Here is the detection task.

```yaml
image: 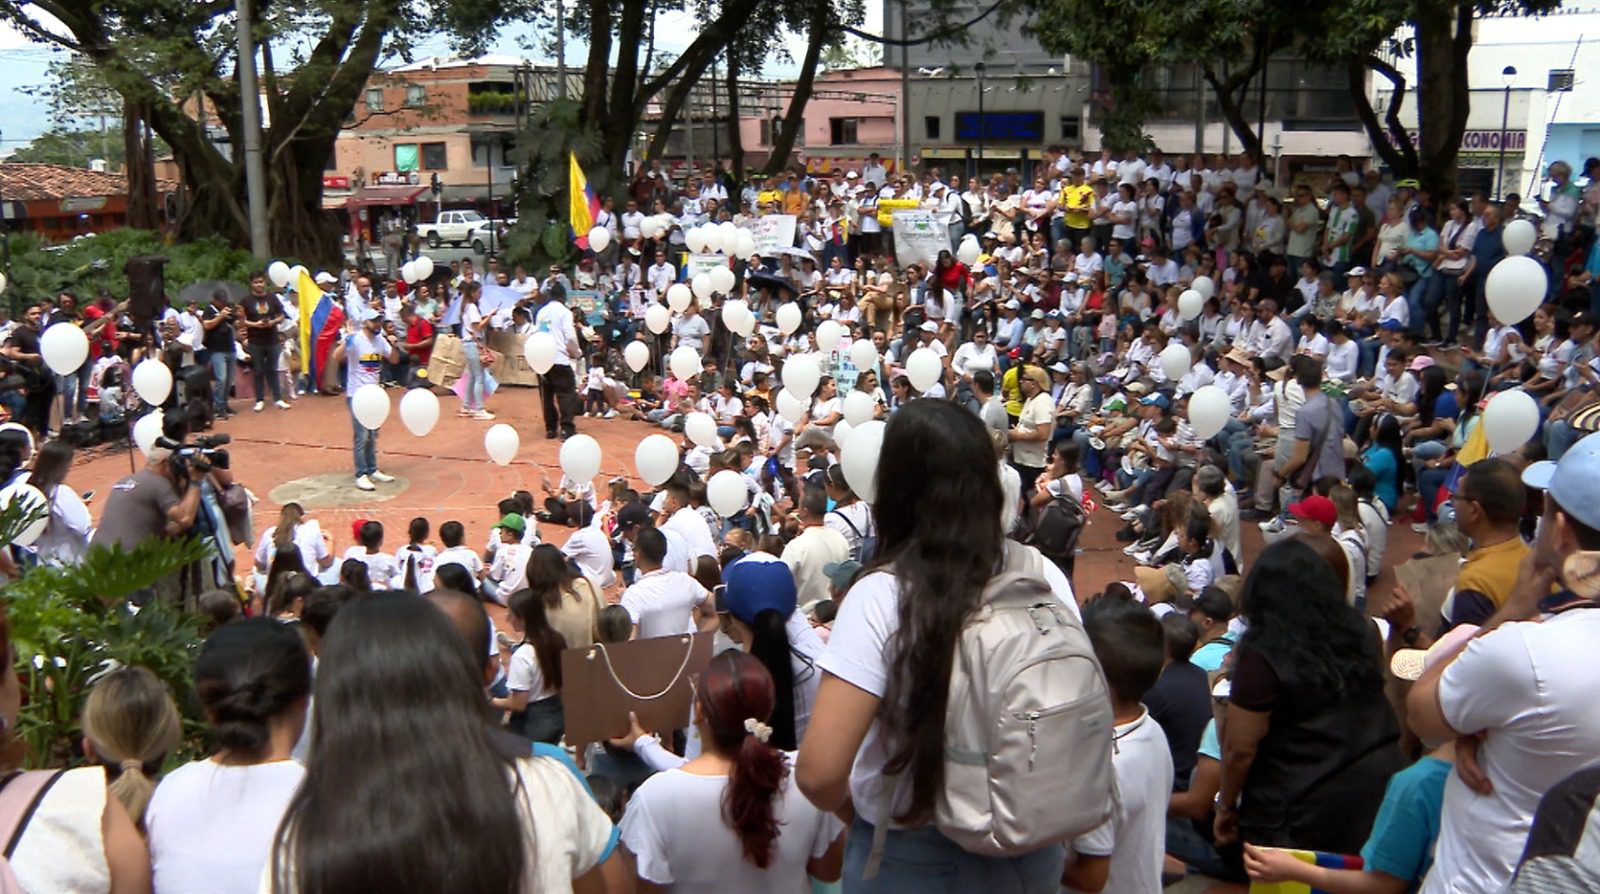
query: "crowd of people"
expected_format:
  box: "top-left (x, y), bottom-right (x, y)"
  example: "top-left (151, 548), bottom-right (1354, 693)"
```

top-left (3, 145), bottom-right (1600, 894)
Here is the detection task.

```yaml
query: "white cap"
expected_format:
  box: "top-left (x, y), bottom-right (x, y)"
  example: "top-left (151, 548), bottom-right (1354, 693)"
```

top-left (314, 271), bottom-right (337, 284)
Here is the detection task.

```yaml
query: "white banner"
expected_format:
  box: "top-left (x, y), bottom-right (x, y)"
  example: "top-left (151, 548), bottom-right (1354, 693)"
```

top-left (743, 215), bottom-right (797, 255)
top-left (684, 253), bottom-right (730, 279)
top-left (893, 210), bottom-right (947, 268)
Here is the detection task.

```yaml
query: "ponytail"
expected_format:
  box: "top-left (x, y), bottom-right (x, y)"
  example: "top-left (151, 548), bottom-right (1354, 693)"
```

top-left (82, 667), bottom-right (182, 829)
top-left (274, 503), bottom-right (305, 552)
top-left (109, 760), bottom-right (160, 830)
top-left (697, 650), bottom-right (787, 870)
top-left (746, 609), bottom-right (798, 750)
top-left (723, 732), bottom-right (788, 869)
top-left (404, 551), bottom-right (419, 592)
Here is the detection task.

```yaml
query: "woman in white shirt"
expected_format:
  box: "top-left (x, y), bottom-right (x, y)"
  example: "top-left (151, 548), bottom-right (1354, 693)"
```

top-left (490, 587), bottom-right (567, 743)
top-left (265, 594), bottom-right (620, 893)
top-left (1372, 198), bottom-right (1409, 271)
top-left (622, 651), bottom-right (844, 893)
top-left (146, 619), bottom-right (311, 894)
top-left (458, 282), bottom-right (494, 420)
top-left (14, 439), bottom-right (92, 565)
top-left (1110, 183), bottom-right (1139, 242)
top-left (253, 502), bottom-right (334, 592)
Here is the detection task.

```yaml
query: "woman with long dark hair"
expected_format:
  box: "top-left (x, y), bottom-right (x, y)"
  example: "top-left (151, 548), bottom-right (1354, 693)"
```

top-left (525, 542), bottom-right (604, 651)
top-left (491, 586), bottom-right (568, 743)
top-left (1213, 539), bottom-right (1401, 860)
top-left (796, 398), bottom-right (1081, 889)
top-left (720, 552), bottom-right (824, 750)
top-left (1416, 370), bottom-right (1486, 529)
top-left (267, 594), bottom-right (617, 893)
top-left (146, 618), bottom-right (312, 894)
top-left (621, 650), bottom-right (844, 892)
top-left (15, 438), bottom-right (92, 564)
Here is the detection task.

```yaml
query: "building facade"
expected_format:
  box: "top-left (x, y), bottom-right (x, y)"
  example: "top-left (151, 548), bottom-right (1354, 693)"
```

top-left (0, 164), bottom-right (172, 242)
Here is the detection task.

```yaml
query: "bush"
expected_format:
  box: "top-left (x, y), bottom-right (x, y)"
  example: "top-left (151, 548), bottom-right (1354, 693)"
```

top-left (3, 228), bottom-right (259, 314)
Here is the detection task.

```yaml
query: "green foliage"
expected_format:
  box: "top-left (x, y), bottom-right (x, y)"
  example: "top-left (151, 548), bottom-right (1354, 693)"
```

top-left (501, 98), bottom-right (603, 270)
top-left (9, 127), bottom-right (150, 168)
top-left (4, 537), bottom-right (212, 767)
top-left (3, 229), bottom-right (258, 312)
top-left (467, 91), bottom-right (518, 114)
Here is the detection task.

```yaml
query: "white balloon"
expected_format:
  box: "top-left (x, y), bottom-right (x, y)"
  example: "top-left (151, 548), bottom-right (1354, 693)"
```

top-left (1186, 385), bottom-right (1231, 440)
top-left (40, 324), bottom-right (88, 376)
top-left (732, 308), bottom-right (757, 337)
top-left (524, 331), bottom-right (558, 374)
top-left (776, 388), bottom-right (807, 424)
top-left (350, 383), bottom-right (390, 430)
top-left (710, 264), bottom-right (736, 294)
top-left (691, 272), bottom-right (714, 301)
top-left (842, 390), bottom-right (876, 426)
top-left (1485, 255), bottom-right (1546, 326)
top-left (131, 359), bottom-right (173, 405)
top-left (414, 255), bottom-right (435, 280)
top-left (956, 237), bottom-right (980, 266)
top-left (701, 224), bottom-right (724, 255)
top-left (645, 303), bottom-right (672, 334)
top-left (717, 221), bottom-right (740, 253)
top-left (588, 226), bottom-right (612, 252)
top-left (0, 483), bottom-right (48, 547)
top-left (775, 302), bottom-right (803, 335)
top-left (782, 355), bottom-right (821, 398)
top-left (0, 272), bottom-right (7, 294)
top-left (484, 423), bottom-right (520, 466)
top-left (815, 319), bottom-right (843, 353)
top-left (133, 412), bottom-right (163, 456)
top-left (1483, 389), bottom-right (1540, 453)
top-left (624, 340), bottom-right (651, 373)
top-left (667, 283), bottom-right (693, 312)
top-left (399, 387), bottom-right (440, 436)
top-left (833, 418), bottom-right (856, 449)
top-left (267, 261), bottom-right (292, 289)
top-left (670, 346), bottom-right (701, 382)
top-left (840, 420), bottom-right (886, 502)
top-left (291, 265), bottom-right (308, 284)
top-left (721, 298), bottom-right (750, 332)
top-left (1177, 289), bottom-right (1204, 321)
top-left (685, 226), bottom-right (708, 254)
top-left (684, 411), bottom-right (718, 448)
top-left (559, 433), bottom-right (603, 482)
top-left (707, 469), bottom-right (748, 517)
top-left (1159, 343), bottom-right (1192, 381)
top-left (1192, 276), bottom-right (1216, 299)
top-left (401, 260), bottom-right (417, 284)
top-left (906, 347), bottom-right (943, 392)
top-left (1502, 218), bottom-right (1536, 256)
top-left (849, 339), bottom-right (879, 373)
top-left (635, 434), bottom-right (681, 486)
top-left (735, 231), bottom-right (757, 259)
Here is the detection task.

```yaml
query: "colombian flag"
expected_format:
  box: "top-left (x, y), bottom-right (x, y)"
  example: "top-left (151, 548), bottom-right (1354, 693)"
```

top-left (295, 270), bottom-right (344, 387)
top-left (569, 152), bottom-right (600, 249)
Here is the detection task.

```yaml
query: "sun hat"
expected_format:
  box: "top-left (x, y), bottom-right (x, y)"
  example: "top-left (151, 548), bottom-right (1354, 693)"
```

top-left (1391, 623), bottom-right (1480, 681)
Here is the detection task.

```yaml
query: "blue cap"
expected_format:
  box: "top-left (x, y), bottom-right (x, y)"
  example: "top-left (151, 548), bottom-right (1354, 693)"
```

top-left (1524, 431), bottom-right (1600, 530)
top-left (1379, 319), bottom-right (1404, 331)
top-left (721, 552), bottom-right (798, 624)
top-left (1140, 393), bottom-right (1170, 409)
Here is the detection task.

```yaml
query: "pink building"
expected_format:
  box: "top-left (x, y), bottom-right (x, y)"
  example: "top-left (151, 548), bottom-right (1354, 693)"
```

top-left (737, 67), bottom-right (903, 174)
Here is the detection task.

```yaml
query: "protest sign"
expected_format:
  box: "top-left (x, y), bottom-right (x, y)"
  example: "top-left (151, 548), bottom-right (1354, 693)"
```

top-left (684, 253), bottom-right (731, 279)
top-left (876, 198), bottom-right (921, 226)
top-left (426, 332), bottom-right (541, 388)
top-left (893, 210), bottom-right (948, 267)
top-left (561, 633), bottom-right (715, 747)
top-left (568, 289), bottom-right (608, 327)
top-left (479, 283), bottom-right (525, 315)
top-left (742, 214), bottom-right (797, 255)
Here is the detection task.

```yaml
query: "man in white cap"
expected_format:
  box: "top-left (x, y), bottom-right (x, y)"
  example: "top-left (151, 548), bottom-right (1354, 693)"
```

top-left (344, 305), bottom-right (400, 491)
top-left (1406, 431), bottom-right (1600, 894)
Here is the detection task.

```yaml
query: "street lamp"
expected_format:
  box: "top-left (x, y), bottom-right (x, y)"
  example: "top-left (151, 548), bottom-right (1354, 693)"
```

top-left (1497, 65), bottom-right (1517, 199)
top-left (974, 62), bottom-right (987, 182)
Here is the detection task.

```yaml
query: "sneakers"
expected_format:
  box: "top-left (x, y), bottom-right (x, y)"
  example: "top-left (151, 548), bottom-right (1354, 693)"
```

top-left (355, 475), bottom-right (376, 491)
top-left (1132, 549), bottom-right (1154, 566)
top-left (1259, 518), bottom-right (1287, 535)
top-left (473, 410), bottom-right (496, 421)
top-left (370, 471), bottom-right (396, 483)
top-left (603, 409), bottom-right (617, 419)
top-left (1411, 521), bottom-right (1429, 534)
top-left (254, 401), bottom-right (265, 412)
top-left (458, 408), bottom-right (475, 417)
top-left (1123, 541), bottom-right (1145, 556)
top-left (274, 400), bottom-right (291, 410)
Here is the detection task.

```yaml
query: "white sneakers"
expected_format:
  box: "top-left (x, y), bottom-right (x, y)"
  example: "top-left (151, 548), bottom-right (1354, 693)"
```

top-left (371, 471), bottom-right (395, 483)
top-left (355, 475), bottom-right (375, 491)
top-left (254, 401), bottom-right (265, 412)
top-left (275, 400), bottom-right (291, 410)
top-left (472, 410), bottom-right (495, 421)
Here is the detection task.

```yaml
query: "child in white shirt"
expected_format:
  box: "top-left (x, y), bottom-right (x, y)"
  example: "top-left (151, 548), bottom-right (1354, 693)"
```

top-left (343, 520), bottom-right (400, 589)
top-left (583, 353), bottom-right (608, 417)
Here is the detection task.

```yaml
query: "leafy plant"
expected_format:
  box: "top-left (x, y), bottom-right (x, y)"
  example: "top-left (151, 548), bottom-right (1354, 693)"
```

top-left (3, 228), bottom-right (258, 314)
top-left (3, 535), bottom-right (212, 768)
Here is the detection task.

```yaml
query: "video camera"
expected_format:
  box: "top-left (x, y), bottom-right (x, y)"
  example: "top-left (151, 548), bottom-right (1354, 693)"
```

top-left (153, 433), bottom-right (231, 478)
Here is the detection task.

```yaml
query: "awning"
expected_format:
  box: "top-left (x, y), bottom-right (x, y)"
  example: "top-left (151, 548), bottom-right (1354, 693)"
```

top-left (346, 185), bottom-right (428, 209)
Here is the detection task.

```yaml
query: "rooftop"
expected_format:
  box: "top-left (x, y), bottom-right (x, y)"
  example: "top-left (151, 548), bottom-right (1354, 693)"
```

top-left (0, 163), bottom-right (173, 202)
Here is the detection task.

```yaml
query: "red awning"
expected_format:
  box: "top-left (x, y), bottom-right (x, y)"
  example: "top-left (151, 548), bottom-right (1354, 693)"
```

top-left (346, 185), bottom-right (427, 209)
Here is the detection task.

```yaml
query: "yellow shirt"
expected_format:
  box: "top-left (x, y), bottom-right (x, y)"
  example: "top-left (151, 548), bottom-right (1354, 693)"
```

top-left (1060, 183), bottom-right (1096, 231)
top-left (782, 189), bottom-right (808, 216)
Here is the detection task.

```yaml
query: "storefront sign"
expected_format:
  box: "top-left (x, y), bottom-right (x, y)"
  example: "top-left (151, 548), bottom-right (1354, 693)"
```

top-left (323, 175), bottom-right (351, 190)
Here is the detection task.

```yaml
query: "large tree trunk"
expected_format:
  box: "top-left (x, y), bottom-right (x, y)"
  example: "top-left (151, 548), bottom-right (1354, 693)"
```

top-left (762, 3), bottom-right (829, 175)
top-left (121, 98), bottom-right (159, 230)
top-left (1347, 57), bottom-right (1419, 177)
top-left (1412, 4), bottom-right (1474, 208)
top-left (725, 48), bottom-right (745, 180)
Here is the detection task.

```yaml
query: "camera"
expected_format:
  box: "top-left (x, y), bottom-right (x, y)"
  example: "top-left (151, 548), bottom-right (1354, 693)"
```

top-left (154, 433), bottom-right (231, 478)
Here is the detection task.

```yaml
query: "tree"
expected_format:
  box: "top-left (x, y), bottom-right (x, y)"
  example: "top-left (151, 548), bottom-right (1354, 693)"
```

top-left (10, 127), bottom-right (142, 168)
top-left (0, 0), bottom-right (425, 262)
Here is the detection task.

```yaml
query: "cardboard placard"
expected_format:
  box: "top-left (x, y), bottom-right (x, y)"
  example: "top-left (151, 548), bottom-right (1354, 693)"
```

top-left (424, 332), bottom-right (542, 388)
top-left (560, 633), bottom-right (715, 747)
top-left (1385, 553), bottom-right (1463, 627)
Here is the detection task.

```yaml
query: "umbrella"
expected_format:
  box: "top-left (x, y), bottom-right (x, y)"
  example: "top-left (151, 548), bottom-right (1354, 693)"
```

top-left (779, 246), bottom-right (815, 261)
top-left (177, 280), bottom-right (249, 306)
top-left (746, 272), bottom-right (799, 297)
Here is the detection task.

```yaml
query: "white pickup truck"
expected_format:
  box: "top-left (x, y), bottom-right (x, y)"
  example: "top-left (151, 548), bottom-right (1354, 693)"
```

top-left (421, 210), bottom-right (517, 253)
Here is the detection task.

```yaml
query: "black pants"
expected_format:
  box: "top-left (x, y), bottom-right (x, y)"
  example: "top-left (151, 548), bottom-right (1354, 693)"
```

top-left (540, 365), bottom-right (579, 438)
top-left (247, 342), bottom-right (282, 403)
top-left (23, 373), bottom-right (54, 435)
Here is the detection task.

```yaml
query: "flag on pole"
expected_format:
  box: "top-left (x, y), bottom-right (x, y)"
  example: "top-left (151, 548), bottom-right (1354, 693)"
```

top-left (295, 269), bottom-right (344, 388)
top-left (569, 152), bottom-right (599, 249)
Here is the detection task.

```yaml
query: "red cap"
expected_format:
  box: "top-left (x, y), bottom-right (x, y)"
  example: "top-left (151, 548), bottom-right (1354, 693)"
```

top-left (351, 518), bottom-right (368, 541)
top-left (1287, 496), bottom-right (1337, 527)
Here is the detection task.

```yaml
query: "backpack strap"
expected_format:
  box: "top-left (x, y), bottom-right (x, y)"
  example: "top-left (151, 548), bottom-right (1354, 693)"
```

top-left (0, 769), bottom-right (65, 859)
top-left (828, 509), bottom-right (862, 538)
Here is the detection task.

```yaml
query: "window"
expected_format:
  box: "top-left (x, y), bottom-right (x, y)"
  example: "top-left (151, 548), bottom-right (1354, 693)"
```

top-left (405, 84), bottom-right (427, 107)
top-left (829, 117), bottom-right (859, 146)
top-left (1060, 115), bottom-right (1080, 141)
top-left (365, 88), bottom-right (385, 111)
top-left (1548, 69), bottom-right (1575, 92)
top-left (394, 143), bottom-right (418, 172)
top-left (925, 115), bottom-right (941, 140)
top-left (421, 142), bottom-right (448, 170)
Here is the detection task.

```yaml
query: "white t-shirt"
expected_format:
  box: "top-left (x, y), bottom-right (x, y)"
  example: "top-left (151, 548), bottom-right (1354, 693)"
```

top-left (488, 540), bottom-right (531, 588)
top-left (562, 523), bottom-right (616, 589)
top-left (824, 502), bottom-right (875, 559)
top-left (435, 544), bottom-right (484, 578)
top-left (816, 542), bottom-right (1079, 827)
top-left (621, 568), bottom-right (709, 639)
top-left (1065, 710), bottom-right (1173, 894)
top-left (621, 756), bottom-right (842, 893)
top-left (341, 546), bottom-right (400, 589)
top-left (508, 641), bottom-right (557, 701)
top-left (663, 506), bottom-right (718, 562)
top-left (147, 759), bottom-right (306, 894)
top-left (1013, 392), bottom-right (1054, 468)
top-left (461, 302), bottom-right (484, 343)
top-left (393, 543), bottom-right (438, 592)
top-left (254, 522), bottom-right (330, 576)
top-left (1422, 608), bottom-right (1600, 894)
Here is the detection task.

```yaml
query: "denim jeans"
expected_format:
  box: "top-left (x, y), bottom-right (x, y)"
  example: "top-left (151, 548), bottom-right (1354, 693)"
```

top-left (56, 363), bottom-right (92, 420)
top-left (1546, 417), bottom-right (1583, 461)
top-left (207, 350), bottom-right (235, 412)
top-left (1405, 274), bottom-right (1438, 339)
top-left (349, 399), bottom-right (378, 477)
top-left (841, 817), bottom-right (1064, 894)
top-left (461, 339), bottom-right (484, 412)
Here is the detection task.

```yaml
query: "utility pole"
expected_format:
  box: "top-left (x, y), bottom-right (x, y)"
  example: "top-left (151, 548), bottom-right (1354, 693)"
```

top-left (236, 0), bottom-right (271, 259)
top-left (899, 0), bottom-right (911, 175)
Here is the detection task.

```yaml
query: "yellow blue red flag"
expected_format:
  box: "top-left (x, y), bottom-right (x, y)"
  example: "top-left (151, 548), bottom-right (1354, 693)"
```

top-left (569, 152), bottom-right (599, 248)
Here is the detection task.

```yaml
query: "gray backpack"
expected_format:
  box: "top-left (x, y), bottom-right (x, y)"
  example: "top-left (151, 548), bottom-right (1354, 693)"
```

top-left (869, 544), bottom-right (1117, 871)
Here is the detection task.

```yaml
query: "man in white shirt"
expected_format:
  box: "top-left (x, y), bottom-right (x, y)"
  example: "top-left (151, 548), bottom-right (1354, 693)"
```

top-left (646, 250), bottom-right (676, 297)
top-left (1254, 299), bottom-right (1295, 364)
top-left (861, 154), bottom-right (888, 188)
top-left (1407, 436), bottom-right (1600, 894)
top-left (560, 503), bottom-right (616, 589)
top-left (534, 285), bottom-right (581, 440)
top-left (781, 485), bottom-right (850, 607)
top-left (620, 527), bottom-right (710, 638)
top-left (660, 476), bottom-right (718, 563)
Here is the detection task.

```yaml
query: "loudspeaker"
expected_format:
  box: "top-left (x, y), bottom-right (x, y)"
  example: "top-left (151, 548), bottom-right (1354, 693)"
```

top-left (124, 255), bottom-right (168, 322)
